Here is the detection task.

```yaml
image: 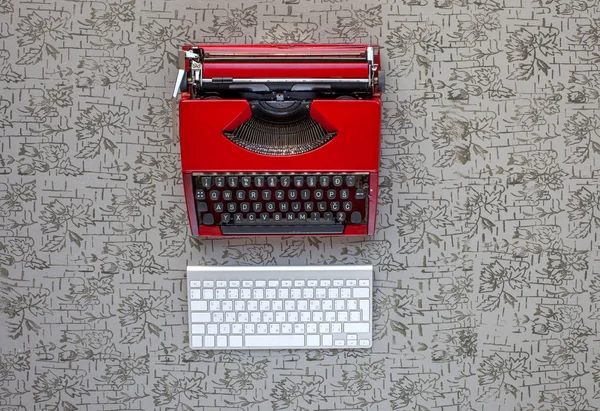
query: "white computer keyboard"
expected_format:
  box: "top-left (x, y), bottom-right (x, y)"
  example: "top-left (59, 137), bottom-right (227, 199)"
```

top-left (187, 265), bottom-right (373, 350)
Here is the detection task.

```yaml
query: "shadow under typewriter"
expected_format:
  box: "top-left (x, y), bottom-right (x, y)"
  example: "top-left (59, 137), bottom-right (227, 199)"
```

top-left (224, 101), bottom-right (337, 156)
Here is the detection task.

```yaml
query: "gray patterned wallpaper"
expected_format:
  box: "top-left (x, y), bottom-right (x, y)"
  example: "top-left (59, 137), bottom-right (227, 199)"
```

top-left (1, 0), bottom-right (599, 410)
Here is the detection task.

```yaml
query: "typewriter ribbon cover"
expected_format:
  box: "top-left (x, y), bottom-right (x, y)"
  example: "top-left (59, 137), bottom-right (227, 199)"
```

top-left (173, 44), bottom-right (383, 237)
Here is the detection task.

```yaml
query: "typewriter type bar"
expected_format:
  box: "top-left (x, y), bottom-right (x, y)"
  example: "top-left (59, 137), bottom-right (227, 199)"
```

top-left (175, 44), bottom-right (382, 237)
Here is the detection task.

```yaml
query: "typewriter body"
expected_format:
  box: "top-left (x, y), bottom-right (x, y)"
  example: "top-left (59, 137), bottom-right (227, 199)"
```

top-left (174, 44), bottom-right (382, 237)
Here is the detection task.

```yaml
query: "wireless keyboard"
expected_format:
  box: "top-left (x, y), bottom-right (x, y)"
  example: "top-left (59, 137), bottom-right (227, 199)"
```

top-left (186, 265), bottom-right (373, 350)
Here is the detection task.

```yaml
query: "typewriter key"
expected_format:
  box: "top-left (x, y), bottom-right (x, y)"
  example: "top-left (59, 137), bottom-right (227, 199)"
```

top-left (227, 203), bottom-right (237, 212)
top-left (275, 190), bottom-right (285, 200)
top-left (261, 190), bottom-right (272, 200)
top-left (234, 213), bottom-right (243, 222)
top-left (330, 201), bottom-right (340, 212)
top-left (340, 189), bottom-right (350, 200)
top-left (254, 176), bottom-right (265, 187)
top-left (273, 212), bottom-right (282, 221)
top-left (304, 202), bottom-right (314, 212)
top-left (307, 176), bottom-right (317, 187)
top-left (268, 176), bottom-right (278, 187)
top-left (280, 176), bottom-right (291, 187)
top-left (214, 203), bottom-right (224, 212)
top-left (253, 202), bottom-right (262, 213)
top-left (300, 189), bottom-right (310, 200)
top-left (249, 190), bottom-right (259, 201)
top-left (350, 211), bottom-right (362, 224)
top-left (209, 190), bottom-right (220, 200)
top-left (336, 212), bottom-right (346, 222)
top-left (286, 212), bottom-right (295, 221)
top-left (314, 189), bottom-right (324, 200)
top-left (327, 190), bottom-right (336, 200)
top-left (247, 213), bottom-right (256, 223)
top-left (201, 176), bottom-right (212, 188)
top-left (195, 189), bottom-right (206, 200)
top-left (319, 176), bottom-right (330, 187)
top-left (241, 176), bottom-right (252, 187)
top-left (293, 176), bottom-right (304, 187)
top-left (202, 213), bottom-right (215, 225)
top-left (221, 213), bottom-right (231, 224)
top-left (324, 212), bottom-right (334, 222)
top-left (279, 202), bottom-right (289, 212)
top-left (317, 202), bottom-right (327, 212)
top-left (215, 176), bottom-right (226, 187)
top-left (236, 190), bottom-right (246, 201)
top-left (266, 202), bottom-right (276, 212)
top-left (222, 190), bottom-right (233, 201)
top-left (345, 175), bottom-right (356, 187)
top-left (291, 202), bottom-right (301, 212)
top-left (355, 189), bottom-right (366, 200)
top-left (227, 176), bottom-right (238, 188)
top-left (197, 202), bottom-right (208, 212)
top-left (333, 176), bottom-right (343, 187)
top-left (288, 190), bottom-right (298, 200)
top-left (298, 212), bottom-right (307, 221)
top-left (343, 201), bottom-right (352, 211)
top-left (260, 213), bottom-right (269, 222)
top-left (240, 202), bottom-right (250, 212)
top-left (311, 212), bottom-right (320, 222)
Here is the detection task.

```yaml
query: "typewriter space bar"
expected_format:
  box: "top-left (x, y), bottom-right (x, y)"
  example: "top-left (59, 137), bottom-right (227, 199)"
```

top-left (221, 225), bottom-right (344, 235)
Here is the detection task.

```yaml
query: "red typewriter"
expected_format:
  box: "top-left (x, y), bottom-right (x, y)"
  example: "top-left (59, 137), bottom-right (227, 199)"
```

top-left (173, 44), bottom-right (383, 237)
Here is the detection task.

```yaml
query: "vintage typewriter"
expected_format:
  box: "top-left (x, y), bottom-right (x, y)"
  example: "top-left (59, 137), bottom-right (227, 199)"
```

top-left (173, 44), bottom-right (383, 237)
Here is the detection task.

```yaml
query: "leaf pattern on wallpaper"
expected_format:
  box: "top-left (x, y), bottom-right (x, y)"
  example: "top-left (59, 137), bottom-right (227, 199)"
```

top-left (0, 1), bottom-right (599, 410)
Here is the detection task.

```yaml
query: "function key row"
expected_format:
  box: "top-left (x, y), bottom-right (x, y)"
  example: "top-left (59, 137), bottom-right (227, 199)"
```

top-left (190, 279), bottom-right (371, 288)
top-left (198, 174), bottom-right (360, 189)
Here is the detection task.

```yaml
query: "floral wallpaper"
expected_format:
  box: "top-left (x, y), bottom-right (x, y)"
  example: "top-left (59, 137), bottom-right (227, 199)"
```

top-left (1, 0), bottom-right (600, 410)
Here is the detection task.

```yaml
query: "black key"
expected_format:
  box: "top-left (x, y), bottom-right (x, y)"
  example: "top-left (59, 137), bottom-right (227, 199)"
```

top-left (254, 176), bottom-right (264, 187)
top-left (298, 212), bottom-right (308, 221)
top-left (227, 176), bottom-right (238, 188)
top-left (221, 225), bottom-right (344, 235)
top-left (241, 176), bottom-right (252, 187)
top-left (293, 176), bottom-right (304, 187)
top-left (350, 211), bottom-right (362, 223)
top-left (314, 189), bottom-right (324, 200)
top-left (288, 190), bottom-right (298, 200)
top-left (253, 202), bottom-right (263, 213)
top-left (317, 201), bottom-right (327, 212)
top-left (240, 202), bottom-right (250, 212)
top-left (221, 213), bottom-right (231, 224)
top-left (279, 202), bottom-right (289, 212)
top-left (304, 202), bottom-right (314, 212)
top-left (327, 190), bottom-right (336, 200)
top-left (247, 213), bottom-right (256, 223)
top-left (201, 176), bottom-right (212, 188)
top-left (336, 211), bottom-right (346, 222)
top-left (249, 190), bottom-right (259, 201)
top-left (202, 213), bottom-right (215, 225)
top-left (306, 176), bottom-right (317, 187)
top-left (266, 202), bottom-right (276, 212)
top-left (214, 202), bottom-right (224, 212)
top-left (343, 201), bottom-right (352, 211)
top-left (215, 176), bottom-right (226, 187)
top-left (223, 190), bottom-right (233, 201)
top-left (345, 175), bottom-right (356, 187)
top-left (262, 190), bottom-right (272, 201)
top-left (227, 203), bottom-right (237, 213)
top-left (300, 189), bottom-right (310, 200)
top-left (209, 190), bottom-right (220, 201)
top-left (234, 213), bottom-right (243, 223)
top-left (273, 212), bottom-right (282, 222)
top-left (319, 175), bottom-right (330, 187)
top-left (311, 212), bottom-right (320, 222)
top-left (197, 202), bottom-right (208, 212)
top-left (330, 201), bottom-right (340, 212)
top-left (275, 190), bottom-right (285, 201)
top-left (286, 212), bottom-right (295, 221)
top-left (355, 189), bottom-right (366, 200)
top-left (267, 176), bottom-right (278, 187)
top-left (340, 189), bottom-right (350, 200)
top-left (324, 212), bottom-right (334, 222)
top-left (280, 176), bottom-right (291, 187)
top-left (291, 202), bottom-right (301, 212)
top-left (195, 189), bottom-right (206, 200)
top-left (333, 176), bottom-right (343, 187)
top-left (260, 212), bottom-right (269, 222)
top-left (236, 190), bottom-right (246, 201)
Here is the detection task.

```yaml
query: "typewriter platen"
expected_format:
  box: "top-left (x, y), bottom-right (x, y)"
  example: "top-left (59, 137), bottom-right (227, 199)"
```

top-left (173, 44), bottom-right (383, 237)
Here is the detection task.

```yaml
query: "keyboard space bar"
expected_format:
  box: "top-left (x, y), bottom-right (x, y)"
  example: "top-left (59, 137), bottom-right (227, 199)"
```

top-left (245, 335), bottom-right (305, 347)
top-left (221, 225), bottom-right (344, 235)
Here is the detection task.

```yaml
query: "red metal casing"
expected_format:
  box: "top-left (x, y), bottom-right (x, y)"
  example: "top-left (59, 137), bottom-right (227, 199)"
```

top-left (179, 44), bottom-right (381, 237)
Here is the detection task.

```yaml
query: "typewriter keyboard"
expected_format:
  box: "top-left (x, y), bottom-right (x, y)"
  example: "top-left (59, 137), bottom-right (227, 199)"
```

top-left (193, 173), bottom-right (369, 235)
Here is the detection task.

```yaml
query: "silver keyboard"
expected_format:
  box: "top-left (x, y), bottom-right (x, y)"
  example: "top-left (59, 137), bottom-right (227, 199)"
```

top-left (187, 265), bottom-right (373, 350)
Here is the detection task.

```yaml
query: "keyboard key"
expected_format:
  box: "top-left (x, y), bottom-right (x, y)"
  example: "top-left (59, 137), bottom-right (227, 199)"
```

top-left (332, 323), bottom-right (342, 333)
top-left (195, 189), bottom-right (206, 200)
top-left (254, 176), bottom-right (264, 187)
top-left (344, 323), bottom-right (370, 333)
top-left (288, 190), bottom-right (298, 200)
top-left (269, 324), bottom-right (280, 334)
top-left (239, 313), bottom-right (249, 322)
top-left (234, 213), bottom-right (243, 223)
top-left (230, 335), bottom-right (243, 347)
top-left (324, 212), bottom-right (334, 222)
top-left (247, 213), bottom-right (256, 223)
top-left (336, 211), bottom-right (346, 223)
top-left (209, 190), bottom-right (220, 200)
top-left (245, 335), bottom-right (304, 347)
top-left (340, 189), bottom-right (350, 200)
top-left (298, 212), bottom-right (308, 221)
top-left (197, 202), bottom-right (208, 212)
top-left (241, 176), bottom-right (252, 187)
top-left (333, 176), bottom-right (343, 186)
top-left (354, 288), bottom-right (370, 298)
top-left (286, 212), bottom-right (295, 221)
top-left (227, 176), bottom-right (238, 187)
top-left (325, 311), bottom-right (336, 321)
top-left (347, 340), bottom-right (357, 346)
top-left (327, 190), bottom-right (336, 200)
top-left (360, 299), bottom-right (370, 321)
top-left (215, 176), bottom-right (226, 187)
top-left (214, 203), bottom-right (224, 213)
top-left (311, 212), bottom-right (320, 222)
top-left (317, 202), bottom-right (327, 212)
top-left (294, 176), bottom-right (304, 187)
top-left (351, 211), bottom-right (362, 224)
top-left (301, 189), bottom-right (311, 200)
top-left (346, 280), bottom-right (357, 286)
top-left (333, 280), bottom-right (344, 286)
top-left (192, 313), bottom-right (210, 322)
top-left (359, 339), bottom-right (370, 346)
top-left (217, 336), bottom-right (228, 347)
top-left (355, 189), bottom-right (366, 199)
top-left (260, 213), bottom-right (269, 222)
top-left (314, 189), bottom-right (324, 200)
top-left (201, 176), bottom-right (212, 188)
top-left (282, 323), bottom-right (293, 334)
top-left (267, 176), bottom-right (278, 187)
top-left (190, 281), bottom-right (202, 287)
top-left (305, 202), bottom-right (314, 212)
top-left (236, 190), bottom-right (246, 201)
top-left (273, 212), bottom-right (282, 222)
top-left (323, 335), bottom-right (333, 346)
top-left (307, 176), bottom-right (317, 187)
top-left (253, 202), bottom-right (262, 213)
top-left (262, 190), bottom-right (271, 200)
top-left (345, 175), bottom-right (356, 186)
top-left (249, 190), bottom-right (259, 201)
top-left (281, 176), bottom-right (291, 187)
top-left (219, 324), bottom-right (230, 334)
top-left (319, 323), bottom-right (330, 333)
top-left (190, 289), bottom-right (201, 299)
top-left (245, 324), bottom-right (255, 334)
top-left (275, 190), bottom-right (285, 200)
top-left (202, 289), bottom-right (213, 299)
top-left (319, 175), bottom-right (330, 187)
top-left (204, 335), bottom-right (215, 347)
top-left (192, 324), bottom-right (205, 334)
top-left (190, 301), bottom-right (207, 311)
top-left (330, 202), bottom-right (340, 212)
top-left (359, 280), bottom-right (370, 286)
top-left (240, 202), bottom-right (250, 212)
top-left (350, 311), bottom-right (361, 321)
top-left (347, 299), bottom-right (358, 310)
top-left (292, 202), bottom-right (301, 212)
top-left (294, 323), bottom-right (305, 334)
top-left (335, 340), bottom-right (344, 346)
top-left (307, 335), bottom-right (320, 346)
top-left (279, 202), bottom-right (289, 212)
